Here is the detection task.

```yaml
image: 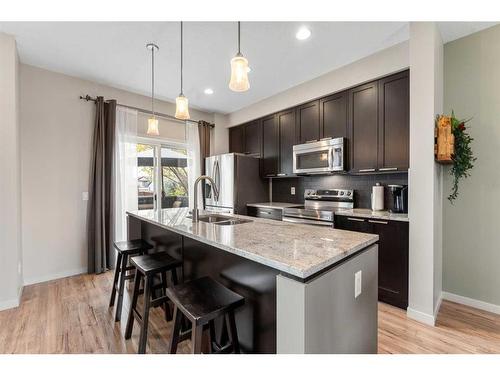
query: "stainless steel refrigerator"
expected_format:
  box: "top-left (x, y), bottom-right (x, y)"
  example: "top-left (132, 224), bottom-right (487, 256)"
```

top-left (205, 153), bottom-right (268, 215)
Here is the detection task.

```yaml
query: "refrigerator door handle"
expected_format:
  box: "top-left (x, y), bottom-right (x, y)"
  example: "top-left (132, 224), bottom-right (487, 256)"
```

top-left (214, 159), bottom-right (220, 203)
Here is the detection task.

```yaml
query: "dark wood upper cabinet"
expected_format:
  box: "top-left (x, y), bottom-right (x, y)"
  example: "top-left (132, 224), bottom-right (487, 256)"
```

top-left (297, 100), bottom-right (320, 143)
top-left (229, 126), bottom-right (245, 154)
top-left (320, 91), bottom-right (348, 139)
top-left (349, 81), bottom-right (379, 173)
top-left (244, 120), bottom-right (262, 157)
top-left (261, 115), bottom-right (279, 177)
top-left (277, 109), bottom-right (296, 177)
top-left (378, 71), bottom-right (409, 171)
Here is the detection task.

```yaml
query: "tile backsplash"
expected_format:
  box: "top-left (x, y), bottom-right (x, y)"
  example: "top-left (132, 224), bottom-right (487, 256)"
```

top-left (271, 173), bottom-right (408, 210)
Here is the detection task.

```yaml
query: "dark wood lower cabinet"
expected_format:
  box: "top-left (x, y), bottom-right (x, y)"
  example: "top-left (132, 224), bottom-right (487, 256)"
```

top-left (334, 215), bottom-right (409, 309)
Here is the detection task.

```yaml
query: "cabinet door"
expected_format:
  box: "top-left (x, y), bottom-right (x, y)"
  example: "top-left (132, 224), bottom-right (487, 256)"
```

top-left (229, 126), bottom-right (245, 153)
top-left (349, 81), bottom-right (379, 173)
top-left (320, 91), bottom-right (348, 139)
top-left (277, 109), bottom-right (296, 177)
top-left (369, 219), bottom-right (408, 309)
top-left (378, 71), bottom-right (409, 171)
top-left (244, 120), bottom-right (262, 157)
top-left (297, 100), bottom-right (320, 143)
top-left (261, 115), bottom-right (279, 177)
top-left (334, 216), bottom-right (372, 233)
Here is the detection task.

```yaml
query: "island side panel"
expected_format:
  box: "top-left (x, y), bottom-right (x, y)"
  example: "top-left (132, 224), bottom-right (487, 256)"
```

top-left (277, 244), bottom-right (378, 354)
top-left (182, 236), bottom-right (279, 354)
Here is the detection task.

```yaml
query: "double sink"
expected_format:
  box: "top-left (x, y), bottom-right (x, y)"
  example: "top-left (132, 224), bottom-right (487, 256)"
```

top-left (195, 214), bottom-right (253, 226)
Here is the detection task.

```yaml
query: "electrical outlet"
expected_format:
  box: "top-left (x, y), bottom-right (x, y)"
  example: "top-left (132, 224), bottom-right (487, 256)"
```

top-left (82, 192), bottom-right (89, 201)
top-left (354, 270), bottom-right (362, 298)
top-left (291, 187), bottom-right (295, 195)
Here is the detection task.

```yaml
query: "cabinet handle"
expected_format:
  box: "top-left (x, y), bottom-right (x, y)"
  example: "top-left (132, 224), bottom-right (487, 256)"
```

top-left (347, 217), bottom-right (365, 222)
top-left (260, 210), bottom-right (272, 215)
top-left (379, 167), bottom-right (398, 172)
top-left (277, 173), bottom-right (287, 177)
top-left (368, 220), bottom-right (388, 225)
top-left (305, 139), bottom-right (319, 143)
top-left (266, 174), bottom-right (276, 177)
top-left (358, 168), bottom-right (376, 173)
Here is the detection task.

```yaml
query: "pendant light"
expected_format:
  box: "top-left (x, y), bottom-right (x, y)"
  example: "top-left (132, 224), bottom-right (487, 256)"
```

top-left (175, 21), bottom-right (190, 120)
top-left (146, 43), bottom-right (160, 136)
top-left (229, 21), bottom-right (250, 92)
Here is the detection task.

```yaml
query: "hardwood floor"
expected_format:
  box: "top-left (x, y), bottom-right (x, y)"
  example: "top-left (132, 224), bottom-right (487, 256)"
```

top-left (0, 272), bottom-right (499, 354)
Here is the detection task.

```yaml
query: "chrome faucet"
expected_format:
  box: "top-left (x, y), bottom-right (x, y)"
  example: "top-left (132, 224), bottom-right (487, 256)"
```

top-left (191, 175), bottom-right (219, 222)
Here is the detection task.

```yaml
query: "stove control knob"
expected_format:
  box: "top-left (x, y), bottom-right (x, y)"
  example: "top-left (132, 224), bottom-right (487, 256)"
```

top-left (340, 191), bottom-right (345, 196)
top-left (346, 191), bottom-right (351, 196)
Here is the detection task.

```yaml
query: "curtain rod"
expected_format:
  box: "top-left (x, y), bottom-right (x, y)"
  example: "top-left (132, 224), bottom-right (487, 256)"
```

top-left (79, 95), bottom-right (214, 128)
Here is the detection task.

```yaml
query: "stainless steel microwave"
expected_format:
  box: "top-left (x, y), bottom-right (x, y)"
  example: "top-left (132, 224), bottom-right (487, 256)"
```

top-left (292, 137), bottom-right (345, 174)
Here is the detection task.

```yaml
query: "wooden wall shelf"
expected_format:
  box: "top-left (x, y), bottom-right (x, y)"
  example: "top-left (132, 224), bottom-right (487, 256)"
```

top-left (435, 115), bottom-right (454, 164)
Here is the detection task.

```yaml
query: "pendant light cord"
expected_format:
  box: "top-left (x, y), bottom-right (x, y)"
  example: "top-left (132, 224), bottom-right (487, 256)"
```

top-left (238, 21), bottom-right (241, 54)
top-left (151, 45), bottom-right (155, 117)
top-left (180, 21), bottom-right (183, 96)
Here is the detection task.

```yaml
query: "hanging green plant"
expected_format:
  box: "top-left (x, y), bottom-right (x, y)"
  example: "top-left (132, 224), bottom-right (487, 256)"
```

top-left (446, 111), bottom-right (476, 203)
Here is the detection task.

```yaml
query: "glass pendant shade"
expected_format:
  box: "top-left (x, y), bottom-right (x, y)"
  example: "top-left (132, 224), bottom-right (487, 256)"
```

top-left (147, 117), bottom-right (159, 136)
top-left (229, 53), bottom-right (250, 92)
top-left (175, 94), bottom-right (190, 120)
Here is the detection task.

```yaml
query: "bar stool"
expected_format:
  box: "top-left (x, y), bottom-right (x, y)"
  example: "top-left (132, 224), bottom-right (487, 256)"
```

top-left (167, 276), bottom-right (244, 354)
top-left (109, 239), bottom-right (153, 322)
top-left (125, 252), bottom-right (182, 354)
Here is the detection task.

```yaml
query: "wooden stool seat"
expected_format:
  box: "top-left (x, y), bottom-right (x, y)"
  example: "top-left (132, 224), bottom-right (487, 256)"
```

top-left (167, 276), bottom-right (244, 354)
top-left (109, 240), bottom-right (153, 322)
top-left (131, 252), bottom-right (182, 275)
top-left (125, 252), bottom-right (181, 354)
top-left (114, 239), bottom-right (153, 254)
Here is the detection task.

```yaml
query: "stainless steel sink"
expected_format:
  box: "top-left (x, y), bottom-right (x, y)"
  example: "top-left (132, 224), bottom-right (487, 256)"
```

top-left (215, 218), bottom-right (253, 225)
top-left (196, 214), bottom-right (252, 225)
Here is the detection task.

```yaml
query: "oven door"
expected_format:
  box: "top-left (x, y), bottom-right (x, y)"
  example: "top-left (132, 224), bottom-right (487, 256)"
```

top-left (283, 216), bottom-right (333, 227)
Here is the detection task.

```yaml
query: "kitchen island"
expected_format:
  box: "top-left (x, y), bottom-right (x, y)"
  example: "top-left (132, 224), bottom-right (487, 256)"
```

top-left (127, 208), bottom-right (379, 354)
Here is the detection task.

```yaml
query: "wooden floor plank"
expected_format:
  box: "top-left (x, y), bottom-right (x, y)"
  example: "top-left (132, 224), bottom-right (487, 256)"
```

top-left (0, 272), bottom-right (499, 354)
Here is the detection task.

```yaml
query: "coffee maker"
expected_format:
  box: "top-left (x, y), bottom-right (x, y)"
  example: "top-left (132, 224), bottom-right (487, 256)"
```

top-left (388, 185), bottom-right (408, 213)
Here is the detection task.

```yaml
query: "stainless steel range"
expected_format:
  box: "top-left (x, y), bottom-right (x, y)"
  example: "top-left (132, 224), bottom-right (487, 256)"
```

top-left (282, 188), bottom-right (354, 227)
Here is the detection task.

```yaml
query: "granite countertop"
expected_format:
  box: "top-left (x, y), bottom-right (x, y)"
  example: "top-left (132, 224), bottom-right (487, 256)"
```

top-left (246, 202), bottom-right (299, 210)
top-left (127, 208), bottom-right (378, 280)
top-left (335, 208), bottom-right (409, 222)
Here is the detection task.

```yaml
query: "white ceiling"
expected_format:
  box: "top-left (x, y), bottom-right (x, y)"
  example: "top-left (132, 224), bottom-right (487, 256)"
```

top-left (0, 22), bottom-right (496, 114)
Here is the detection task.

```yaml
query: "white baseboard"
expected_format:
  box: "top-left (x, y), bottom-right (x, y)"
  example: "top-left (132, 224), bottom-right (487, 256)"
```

top-left (0, 285), bottom-right (24, 312)
top-left (407, 307), bottom-right (436, 326)
top-left (23, 267), bottom-right (87, 286)
top-left (442, 291), bottom-right (500, 315)
top-left (434, 292), bottom-right (443, 318)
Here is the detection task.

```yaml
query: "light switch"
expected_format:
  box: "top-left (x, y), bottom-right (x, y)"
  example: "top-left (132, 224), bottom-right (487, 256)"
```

top-left (355, 270), bottom-right (362, 298)
top-left (291, 187), bottom-right (296, 195)
top-left (82, 192), bottom-right (89, 201)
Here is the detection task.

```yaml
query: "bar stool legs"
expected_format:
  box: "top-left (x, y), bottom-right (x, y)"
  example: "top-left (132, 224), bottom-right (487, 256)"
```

top-left (115, 253), bottom-right (129, 322)
top-left (108, 252), bottom-right (123, 308)
top-left (138, 275), bottom-right (152, 354)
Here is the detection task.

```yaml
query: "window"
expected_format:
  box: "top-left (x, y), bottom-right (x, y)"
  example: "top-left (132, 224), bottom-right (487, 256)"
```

top-left (135, 140), bottom-right (189, 210)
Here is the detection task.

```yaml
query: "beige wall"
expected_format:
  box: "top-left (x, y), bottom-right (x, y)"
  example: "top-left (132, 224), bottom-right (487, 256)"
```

top-left (407, 22), bottom-right (443, 326)
top-left (225, 41), bottom-right (409, 127)
top-left (0, 32), bottom-right (22, 309)
top-left (443, 25), bottom-right (500, 306)
top-left (20, 64), bottom-right (214, 285)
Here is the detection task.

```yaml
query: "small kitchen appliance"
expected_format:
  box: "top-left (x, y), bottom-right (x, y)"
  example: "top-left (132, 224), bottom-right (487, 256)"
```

top-left (388, 184), bottom-right (408, 213)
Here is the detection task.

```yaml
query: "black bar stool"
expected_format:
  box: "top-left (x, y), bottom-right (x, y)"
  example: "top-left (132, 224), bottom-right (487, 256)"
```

top-left (167, 276), bottom-right (245, 354)
top-left (109, 239), bottom-right (153, 322)
top-left (125, 252), bottom-right (182, 354)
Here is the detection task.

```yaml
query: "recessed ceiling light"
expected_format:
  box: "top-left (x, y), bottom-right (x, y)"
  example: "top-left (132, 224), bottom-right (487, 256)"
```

top-left (296, 26), bottom-right (311, 41)
top-left (204, 88), bottom-right (214, 95)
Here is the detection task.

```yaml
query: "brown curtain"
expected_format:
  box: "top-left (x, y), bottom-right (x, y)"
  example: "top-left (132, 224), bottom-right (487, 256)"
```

top-left (198, 120), bottom-right (212, 174)
top-left (87, 97), bottom-right (117, 274)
